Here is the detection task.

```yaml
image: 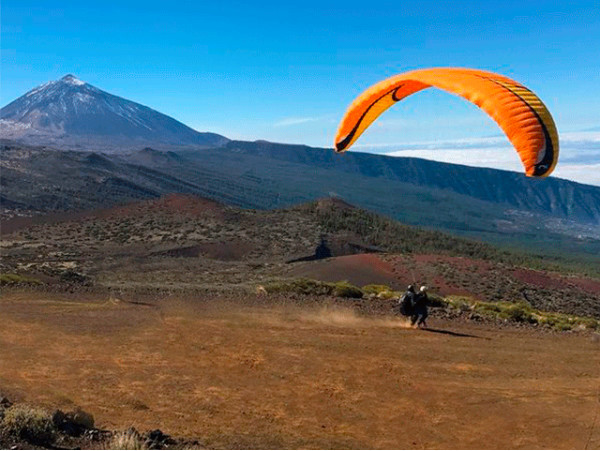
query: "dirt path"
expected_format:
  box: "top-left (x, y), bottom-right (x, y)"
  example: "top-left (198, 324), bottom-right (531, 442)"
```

top-left (0, 293), bottom-right (599, 449)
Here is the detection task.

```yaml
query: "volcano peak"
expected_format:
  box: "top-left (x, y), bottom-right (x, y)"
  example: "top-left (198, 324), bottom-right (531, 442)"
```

top-left (60, 74), bottom-right (86, 86)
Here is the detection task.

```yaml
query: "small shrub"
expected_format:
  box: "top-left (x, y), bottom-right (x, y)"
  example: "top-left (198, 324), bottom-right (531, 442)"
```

top-left (52, 407), bottom-right (95, 435)
top-left (441, 296), bottom-right (598, 332)
top-left (446, 296), bottom-right (473, 312)
top-left (106, 428), bottom-right (147, 450)
top-left (377, 290), bottom-right (398, 300)
top-left (538, 315), bottom-right (558, 328)
top-left (59, 269), bottom-right (90, 285)
top-left (499, 302), bottom-right (536, 323)
top-left (554, 321), bottom-right (573, 331)
top-left (262, 278), bottom-right (363, 298)
top-left (333, 281), bottom-right (363, 299)
top-left (265, 279), bottom-right (332, 296)
top-left (472, 302), bottom-right (501, 317)
top-left (1, 404), bottom-right (56, 445)
top-left (579, 317), bottom-right (600, 330)
top-left (427, 293), bottom-right (446, 307)
top-left (362, 284), bottom-right (391, 295)
top-left (0, 273), bottom-right (42, 286)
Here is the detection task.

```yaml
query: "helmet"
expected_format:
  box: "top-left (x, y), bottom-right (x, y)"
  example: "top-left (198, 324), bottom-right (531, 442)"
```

top-left (419, 285), bottom-right (428, 292)
top-left (407, 284), bottom-right (414, 291)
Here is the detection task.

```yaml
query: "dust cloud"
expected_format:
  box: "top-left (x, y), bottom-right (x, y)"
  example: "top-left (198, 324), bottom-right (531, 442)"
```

top-left (254, 304), bottom-right (413, 329)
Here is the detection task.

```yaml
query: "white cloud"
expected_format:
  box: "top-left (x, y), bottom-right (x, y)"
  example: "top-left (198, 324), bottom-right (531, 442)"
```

top-left (364, 131), bottom-right (600, 186)
top-left (561, 131), bottom-right (600, 143)
top-left (385, 146), bottom-right (524, 172)
top-left (273, 116), bottom-right (325, 127)
top-left (354, 135), bottom-right (507, 151)
top-left (552, 164), bottom-right (600, 186)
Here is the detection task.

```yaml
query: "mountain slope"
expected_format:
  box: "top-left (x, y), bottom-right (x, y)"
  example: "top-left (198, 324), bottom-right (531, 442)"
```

top-left (217, 140), bottom-right (600, 224)
top-left (2, 140), bottom-right (599, 264)
top-left (0, 74), bottom-right (228, 151)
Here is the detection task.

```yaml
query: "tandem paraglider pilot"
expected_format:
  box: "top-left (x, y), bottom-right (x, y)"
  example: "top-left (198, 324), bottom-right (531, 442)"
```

top-left (411, 286), bottom-right (429, 329)
top-left (399, 285), bottom-right (416, 317)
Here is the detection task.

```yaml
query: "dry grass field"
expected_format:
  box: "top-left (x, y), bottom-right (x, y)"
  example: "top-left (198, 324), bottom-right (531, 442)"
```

top-left (1, 291), bottom-right (599, 449)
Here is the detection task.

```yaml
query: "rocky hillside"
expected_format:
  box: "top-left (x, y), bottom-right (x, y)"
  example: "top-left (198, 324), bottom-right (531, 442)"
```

top-left (2, 140), bottom-right (599, 262)
top-left (1, 195), bottom-right (599, 318)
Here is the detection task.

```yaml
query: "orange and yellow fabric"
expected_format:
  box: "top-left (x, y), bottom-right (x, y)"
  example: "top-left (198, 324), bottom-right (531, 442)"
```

top-left (334, 68), bottom-right (559, 177)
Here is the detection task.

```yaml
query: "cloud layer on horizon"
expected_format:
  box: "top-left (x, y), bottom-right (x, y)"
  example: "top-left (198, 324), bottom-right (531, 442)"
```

top-left (354, 131), bottom-right (600, 186)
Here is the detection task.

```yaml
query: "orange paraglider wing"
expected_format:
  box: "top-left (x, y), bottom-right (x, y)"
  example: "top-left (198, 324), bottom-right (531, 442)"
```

top-left (334, 68), bottom-right (559, 177)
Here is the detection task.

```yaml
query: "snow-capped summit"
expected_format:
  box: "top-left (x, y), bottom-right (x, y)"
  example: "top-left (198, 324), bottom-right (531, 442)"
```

top-left (0, 74), bottom-right (228, 151)
top-left (60, 74), bottom-right (86, 86)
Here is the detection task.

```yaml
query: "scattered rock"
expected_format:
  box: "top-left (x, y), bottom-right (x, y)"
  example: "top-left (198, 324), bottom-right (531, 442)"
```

top-left (144, 429), bottom-right (173, 449)
top-left (147, 429), bottom-right (168, 442)
top-left (468, 312), bottom-right (483, 322)
top-left (0, 396), bottom-right (12, 408)
top-left (71, 408), bottom-right (94, 430)
top-left (59, 269), bottom-right (91, 286)
top-left (84, 428), bottom-right (104, 441)
top-left (52, 408), bottom-right (95, 436)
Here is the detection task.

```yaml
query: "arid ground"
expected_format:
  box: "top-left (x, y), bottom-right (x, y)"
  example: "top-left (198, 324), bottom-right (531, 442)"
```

top-left (1, 291), bottom-right (598, 449)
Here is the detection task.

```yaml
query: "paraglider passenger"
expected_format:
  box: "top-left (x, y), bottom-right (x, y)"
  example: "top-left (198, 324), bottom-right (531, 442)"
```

top-left (411, 286), bottom-right (429, 328)
top-left (399, 285), bottom-right (415, 317)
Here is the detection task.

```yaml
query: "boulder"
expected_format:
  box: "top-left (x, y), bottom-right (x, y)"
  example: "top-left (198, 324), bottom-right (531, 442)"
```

top-left (52, 408), bottom-right (95, 436)
top-left (144, 429), bottom-right (173, 449)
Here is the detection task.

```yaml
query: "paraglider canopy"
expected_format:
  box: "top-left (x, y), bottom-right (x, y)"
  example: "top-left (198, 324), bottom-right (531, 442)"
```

top-left (334, 68), bottom-right (559, 177)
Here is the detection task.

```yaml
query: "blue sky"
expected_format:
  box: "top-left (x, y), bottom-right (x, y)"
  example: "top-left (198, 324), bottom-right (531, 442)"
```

top-left (2, 0), bottom-right (600, 183)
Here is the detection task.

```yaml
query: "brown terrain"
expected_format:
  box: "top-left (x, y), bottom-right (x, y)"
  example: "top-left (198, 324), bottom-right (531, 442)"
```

top-left (1, 194), bottom-right (600, 448)
top-left (0, 292), bottom-right (599, 449)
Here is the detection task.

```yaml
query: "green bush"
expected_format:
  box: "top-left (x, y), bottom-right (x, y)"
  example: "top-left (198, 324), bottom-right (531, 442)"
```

top-left (333, 281), bottom-right (364, 299)
top-left (579, 317), bottom-right (600, 330)
top-left (1, 404), bottom-right (56, 445)
top-left (362, 284), bottom-right (398, 299)
top-left (378, 290), bottom-right (398, 300)
top-left (538, 315), bottom-right (559, 328)
top-left (499, 302), bottom-right (536, 323)
top-left (262, 278), bottom-right (363, 298)
top-left (427, 293), bottom-right (447, 307)
top-left (441, 296), bottom-right (598, 331)
top-left (472, 302), bottom-right (501, 318)
top-left (0, 273), bottom-right (42, 286)
top-left (554, 321), bottom-right (573, 331)
top-left (362, 284), bottom-right (391, 295)
top-left (446, 296), bottom-right (472, 312)
top-left (263, 279), bottom-right (331, 296)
